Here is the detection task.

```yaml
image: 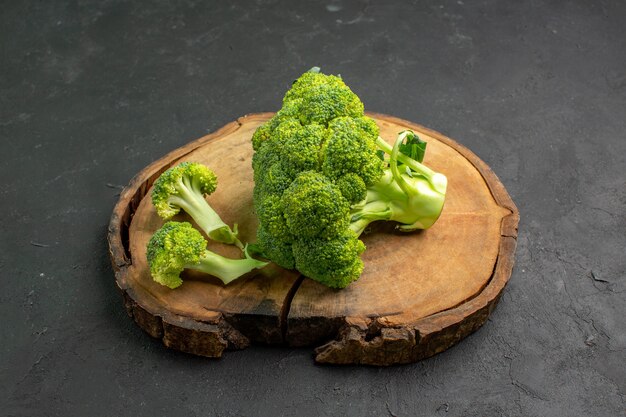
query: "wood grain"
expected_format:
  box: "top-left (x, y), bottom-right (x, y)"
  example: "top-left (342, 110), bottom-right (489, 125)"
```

top-left (108, 113), bottom-right (519, 364)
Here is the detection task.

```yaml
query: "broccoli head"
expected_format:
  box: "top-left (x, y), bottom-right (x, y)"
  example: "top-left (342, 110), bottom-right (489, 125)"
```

top-left (250, 69), bottom-right (447, 289)
top-left (146, 221), bottom-right (268, 289)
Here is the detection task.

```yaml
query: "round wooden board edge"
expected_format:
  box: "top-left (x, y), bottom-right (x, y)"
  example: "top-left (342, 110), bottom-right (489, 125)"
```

top-left (107, 112), bottom-right (520, 365)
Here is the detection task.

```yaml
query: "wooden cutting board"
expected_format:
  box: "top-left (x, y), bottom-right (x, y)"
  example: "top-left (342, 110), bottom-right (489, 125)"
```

top-left (108, 113), bottom-right (519, 365)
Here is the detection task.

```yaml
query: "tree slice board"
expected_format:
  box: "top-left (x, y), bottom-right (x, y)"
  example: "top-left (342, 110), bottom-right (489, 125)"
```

top-left (108, 113), bottom-right (519, 365)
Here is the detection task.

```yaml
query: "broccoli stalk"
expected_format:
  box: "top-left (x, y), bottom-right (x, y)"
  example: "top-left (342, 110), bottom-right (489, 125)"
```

top-left (183, 247), bottom-right (268, 286)
top-left (151, 162), bottom-right (243, 249)
top-left (349, 132), bottom-right (447, 236)
top-left (147, 222), bottom-right (268, 289)
top-left (374, 133), bottom-right (447, 195)
top-left (163, 175), bottom-right (238, 245)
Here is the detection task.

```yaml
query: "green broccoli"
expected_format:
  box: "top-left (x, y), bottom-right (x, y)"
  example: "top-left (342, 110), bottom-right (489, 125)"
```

top-left (146, 221), bottom-right (268, 289)
top-left (251, 69), bottom-right (447, 288)
top-left (151, 162), bottom-right (243, 249)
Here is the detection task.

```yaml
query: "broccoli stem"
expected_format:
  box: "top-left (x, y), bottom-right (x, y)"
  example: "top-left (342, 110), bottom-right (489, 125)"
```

top-left (186, 250), bottom-right (268, 285)
top-left (349, 200), bottom-right (392, 235)
top-left (375, 135), bottom-right (447, 195)
top-left (349, 134), bottom-right (447, 236)
top-left (170, 176), bottom-right (244, 249)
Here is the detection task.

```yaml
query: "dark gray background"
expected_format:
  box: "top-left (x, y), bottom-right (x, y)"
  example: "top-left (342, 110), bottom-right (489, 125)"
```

top-left (1, 1), bottom-right (624, 416)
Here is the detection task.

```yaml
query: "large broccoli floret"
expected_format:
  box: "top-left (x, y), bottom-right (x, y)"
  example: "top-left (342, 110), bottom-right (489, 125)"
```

top-left (283, 67), bottom-right (364, 126)
top-left (322, 116), bottom-right (383, 185)
top-left (279, 123), bottom-right (326, 176)
top-left (252, 67), bottom-right (368, 151)
top-left (251, 69), bottom-right (447, 289)
top-left (146, 222), bottom-right (268, 289)
top-left (282, 171), bottom-right (350, 240)
top-left (151, 162), bottom-right (243, 248)
top-left (293, 230), bottom-right (365, 289)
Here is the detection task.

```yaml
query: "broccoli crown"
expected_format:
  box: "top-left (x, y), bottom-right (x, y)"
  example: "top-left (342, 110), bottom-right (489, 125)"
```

top-left (250, 69), bottom-right (448, 288)
top-left (252, 72), bottom-right (382, 192)
top-left (251, 70), bottom-right (383, 288)
top-left (151, 162), bottom-right (218, 219)
top-left (146, 221), bottom-right (206, 289)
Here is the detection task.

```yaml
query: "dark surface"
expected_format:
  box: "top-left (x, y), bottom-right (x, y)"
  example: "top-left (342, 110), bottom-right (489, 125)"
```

top-left (1, 0), bottom-right (624, 416)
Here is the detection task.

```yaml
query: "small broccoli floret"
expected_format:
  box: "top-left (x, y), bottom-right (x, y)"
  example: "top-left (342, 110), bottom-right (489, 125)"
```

top-left (146, 222), bottom-right (268, 288)
top-left (151, 162), bottom-right (242, 248)
top-left (256, 161), bottom-right (295, 198)
top-left (349, 131), bottom-right (447, 235)
top-left (353, 116), bottom-right (380, 139)
top-left (251, 123), bottom-right (274, 152)
top-left (252, 140), bottom-right (281, 183)
top-left (292, 230), bottom-right (365, 289)
top-left (282, 171), bottom-right (350, 239)
top-left (297, 82), bottom-right (364, 126)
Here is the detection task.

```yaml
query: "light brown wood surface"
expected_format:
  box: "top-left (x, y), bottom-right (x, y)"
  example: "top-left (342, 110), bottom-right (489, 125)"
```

top-left (108, 113), bottom-right (519, 365)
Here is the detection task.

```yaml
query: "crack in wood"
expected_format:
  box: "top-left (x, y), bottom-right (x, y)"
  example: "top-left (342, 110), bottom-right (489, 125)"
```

top-left (280, 275), bottom-right (305, 342)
